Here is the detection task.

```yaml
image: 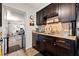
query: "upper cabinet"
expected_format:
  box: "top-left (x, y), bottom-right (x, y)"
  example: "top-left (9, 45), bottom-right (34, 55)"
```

top-left (59, 3), bottom-right (76, 22)
top-left (43, 3), bottom-right (59, 18)
top-left (36, 3), bottom-right (59, 25)
top-left (36, 10), bottom-right (45, 25)
top-left (0, 3), bottom-right (2, 26)
top-left (76, 3), bottom-right (79, 22)
top-left (36, 3), bottom-right (76, 25)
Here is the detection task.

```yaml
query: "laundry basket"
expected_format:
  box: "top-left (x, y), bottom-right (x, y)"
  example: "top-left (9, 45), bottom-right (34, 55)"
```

top-left (0, 45), bottom-right (2, 56)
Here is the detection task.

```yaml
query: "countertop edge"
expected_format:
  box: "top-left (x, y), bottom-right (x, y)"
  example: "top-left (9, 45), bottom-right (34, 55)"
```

top-left (32, 31), bottom-right (76, 41)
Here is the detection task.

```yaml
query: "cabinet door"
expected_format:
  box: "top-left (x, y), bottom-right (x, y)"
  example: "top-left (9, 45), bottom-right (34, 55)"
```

top-left (36, 3), bottom-right (59, 25)
top-left (47, 3), bottom-right (59, 17)
top-left (59, 3), bottom-right (75, 22)
top-left (43, 7), bottom-right (48, 17)
top-left (55, 45), bottom-right (72, 56)
top-left (36, 35), bottom-right (45, 52)
top-left (32, 33), bottom-right (38, 47)
top-left (0, 3), bottom-right (2, 26)
top-left (44, 36), bottom-right (57, 55)
top-left (39, 10), bottom-right (44, 25)
top-left (43, 3), bottom-right (59, 18)
top-left (36, 10), bottom-right (44, 25)
top-left (38, 35), bottom-right (45, 52)
top-left (45, 41), bottom-right (57, 55)
top-left (45, 36), bottom-right (75, 56)
top-left (45, 42), bottom-right (71, 56)
top-left (36, 40), bottom-right (45, 53)
top-left (76, 4), bottom-right (79, 24)
top-left (36, 12), bottom-right (40, 25)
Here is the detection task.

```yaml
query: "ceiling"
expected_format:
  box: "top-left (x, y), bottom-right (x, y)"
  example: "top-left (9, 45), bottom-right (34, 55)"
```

top-left (23, 3), bottom-right (50, 11)
top-left (3, 3), bottom-right (50, 12)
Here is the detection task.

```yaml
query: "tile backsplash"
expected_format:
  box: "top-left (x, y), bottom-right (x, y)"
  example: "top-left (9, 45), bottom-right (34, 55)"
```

top-left (36, 16), bottom-right (72, 36)
top-left (37, 25), bottom-right (45, 32)
top-left (37, 22), bottom-right (72, 36)
top-left (44, 22), bottom-right (63, 34)
top-left (62, 22), bottom-right (72, 36)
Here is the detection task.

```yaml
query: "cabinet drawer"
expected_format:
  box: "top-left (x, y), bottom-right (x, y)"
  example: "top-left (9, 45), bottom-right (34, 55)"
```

top-left (56, 39), bottom-right (71, 49)
top-left (45, 41), bottom-right (74, 56)
top-left (36, 40), bottom-right (46, 53)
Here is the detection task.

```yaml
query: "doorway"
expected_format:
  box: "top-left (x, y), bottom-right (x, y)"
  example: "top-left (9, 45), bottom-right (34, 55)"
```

top-left (7, 22), bottom-right (25, 53)
top-left (5, 7), bottom-right (26, 54)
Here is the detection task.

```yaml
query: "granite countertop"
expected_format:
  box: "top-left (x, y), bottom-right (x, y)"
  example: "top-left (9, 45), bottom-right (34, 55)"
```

top-left (32, 31), bottom-right (76, 41)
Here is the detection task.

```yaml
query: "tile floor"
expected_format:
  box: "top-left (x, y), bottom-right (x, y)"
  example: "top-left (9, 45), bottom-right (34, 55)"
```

top-left (7, 49), bottom-right (26, 56)
top-left (6, 48), bottom-right (42, 56)
top-left (25, 48), bottom-right (39, 56)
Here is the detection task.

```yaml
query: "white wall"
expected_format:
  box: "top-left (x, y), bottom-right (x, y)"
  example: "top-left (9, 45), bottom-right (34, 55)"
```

top-left (2, 3), bottom-right (37, 50)
top-left (2, 3), bottom-right (49, 50)
top-left (3, 3), bottom-right (37, 29)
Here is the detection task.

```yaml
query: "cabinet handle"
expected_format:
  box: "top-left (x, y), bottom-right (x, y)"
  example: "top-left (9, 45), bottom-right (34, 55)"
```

top-left (52, 42), bottom-right (56, 46)
top-left (56, 40), bottom-right (65, 43)
top-left (43, 40), bottom-right (46, 42)
top-left (53, 43), bottom-right (56, 46)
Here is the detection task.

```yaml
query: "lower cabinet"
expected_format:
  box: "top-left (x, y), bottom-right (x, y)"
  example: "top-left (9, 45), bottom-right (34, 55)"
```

top-left (36, 35), bottom-right (46, 53)
top-left (35, 34), bottom-right (75, 56)
top-left (45, 42), bottom-right (74, 56)
top-left (32, 33), bottom-right (38, 47)
top-left (37, 40), bottom-right (45, 52)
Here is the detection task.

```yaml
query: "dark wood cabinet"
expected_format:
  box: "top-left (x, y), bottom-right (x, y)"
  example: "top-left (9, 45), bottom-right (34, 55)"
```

top-left (36, 3), bottom-right (76, 25)
top-left (32, 33), bottom-right (38, 47)
top-left (36, 9), bottom-right (46, 25)
top-left (46, 3), bottom-right (59, 18)
top-left (59, 3), bottom-right (76, 22)
top-left (45, 42), bottom-right (72, 56)
top-left (36, 12), bottom-right (40, 25)
top-left (44, 36), bottom-right (75, 56)
top-left (43, 3), bottom-right (59, 18)
top-left (0, 3), bottom-right (2, 26)
top-left (34, 34), bottom-right (75, 56)
top-left (36, 3), bottom-right (59, 25)
top-left (39, 10), bottom-right (44, 25)
top-left (36, 34), bottom-right (46, 52)
top-left (76, 4), bottom-right (79, 22)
